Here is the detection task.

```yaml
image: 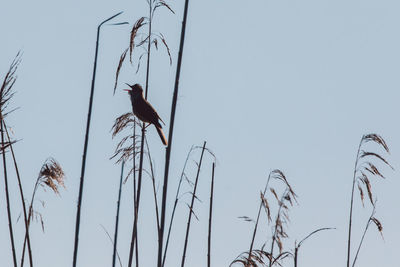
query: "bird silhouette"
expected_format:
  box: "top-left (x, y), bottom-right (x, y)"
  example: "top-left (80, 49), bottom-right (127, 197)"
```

top-left (124, 83), bottom-right (168, 146)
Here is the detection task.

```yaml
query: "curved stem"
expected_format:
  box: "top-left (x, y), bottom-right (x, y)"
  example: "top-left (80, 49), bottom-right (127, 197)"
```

top-left (181, 141), bottom-right (207, 267)
top-left (352, 206), bottom-right (376, 267)
top-left (72, 11), bottom-right (123, 267)
top-left (162, 146), bottom-right (194, 267)
top-left (347, 137), bottom-right (363, 267)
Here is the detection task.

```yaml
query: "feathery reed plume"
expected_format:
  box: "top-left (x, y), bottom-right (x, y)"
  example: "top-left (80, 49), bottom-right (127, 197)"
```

top-left (129, 17), bottom-right (146, 64)
top-left (37, 158), bottom-right (65, 194)
top-left (111, 112), bottom-right (140, 164)
top-left (181, 141), bottom-right (207, 267)
top-left (234, 170), bottom-right (296, 267)
top-left (0, 51), bottom-right (22, 267)
top-left (268, 187), bottom-right (296, 267)
top-left (112, 161), bottom-right (125, 267)
top-left (1, 52), bottom-right (21, 118)
top-left (248, 170), bottom-right (281, 261)
top-left (113, 1), bottom-right (173, 93)
top-left (72, 12), bottom-right (125, 267)
top-left (346, 134), bottom-right (392, 267)
top-left (21, 158), bottom-right (65, 266)
top-left (207, 163), bottom-right (216, 267)
top-left (293, 228), bottom-right (334, 267)
top-left (244, 170), bottom-right (297, 266)
top-left (158, 0), bottom-right (190, 265)
top-left (268, 172), bottom-right (297, 267)
top-left (114, 48), bottom-right (128, 94)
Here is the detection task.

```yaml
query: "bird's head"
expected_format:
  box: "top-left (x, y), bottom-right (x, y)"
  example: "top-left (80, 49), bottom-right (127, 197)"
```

top-left (124, 83), bottom-right (143, 98)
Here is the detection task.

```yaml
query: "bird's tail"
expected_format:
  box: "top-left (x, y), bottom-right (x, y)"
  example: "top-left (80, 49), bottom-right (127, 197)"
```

top-left (155, 126), bottom-right (168, 146)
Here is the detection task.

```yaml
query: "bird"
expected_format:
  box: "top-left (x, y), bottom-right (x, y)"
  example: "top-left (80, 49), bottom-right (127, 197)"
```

top-left (124, 83), bottom-right (168, 146)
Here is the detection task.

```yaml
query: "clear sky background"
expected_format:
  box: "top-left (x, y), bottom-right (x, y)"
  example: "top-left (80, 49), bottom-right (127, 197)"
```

top-left (1, 0), bottom-right (400, 266)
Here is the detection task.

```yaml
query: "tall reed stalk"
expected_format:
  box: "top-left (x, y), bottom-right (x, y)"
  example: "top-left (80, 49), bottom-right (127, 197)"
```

top-left (112, 161), bottom-right (125, 267)
top-left (158, 0), bottom-right (191, 265)
top-left (0, 52), bottom-right (22, 267)
top-left (127, 2), bottom-right (154, 266)
top-left (181, 141), bottom-right (207, 267)
top-left (207, 163), bottom-right (216, 267)
top-left (0, 117), bottom-right (17, 267)
top-left (346, 134), bottom-right (391, 267)
top-left (346, 138), bottom-right (362, 267)
top-left (72, 11), bottom-right (124, 267)
top-left (3, 121), bottom-right (33, 267)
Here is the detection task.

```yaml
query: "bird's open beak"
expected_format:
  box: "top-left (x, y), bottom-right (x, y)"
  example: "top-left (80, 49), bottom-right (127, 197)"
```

top-left (124, 83), bottom-right (131, 92)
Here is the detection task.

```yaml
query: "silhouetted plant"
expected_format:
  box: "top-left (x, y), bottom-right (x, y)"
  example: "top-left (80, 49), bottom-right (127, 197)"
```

top-left (233, 170), bottom-right (297, 267)
top-left (207, 162), bottom-right (216, 267)
top-left (21, 158), bottom-right (65, 266)
top-left (181, 141), bottom-right (207, 267)
top-left (0, 52), bottom-right (22, 267)
top-left (346, 134), bottom-right (392, 267)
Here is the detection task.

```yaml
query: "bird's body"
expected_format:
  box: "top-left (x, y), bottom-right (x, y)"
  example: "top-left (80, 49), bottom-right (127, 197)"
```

top-left (125, 84), bottom-right (167, 146)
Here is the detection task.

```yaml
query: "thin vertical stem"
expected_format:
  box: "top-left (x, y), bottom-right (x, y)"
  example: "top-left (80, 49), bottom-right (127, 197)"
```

top-left (112, 161), bottom-right (125, 267)
top-left (158, 0), bottom-right (191, 265)
top-left (145, 136), bottom-right (160, 231)
top-left (294, 245), bottom-right (298, 267)
top-left (144, 0), bottom-right (152, 99)
top-left (128, 127), bottom-right (146, 267)
top-left (181, 141), bottom-right (207, 267)
top-left (127, 124), bottom-right (139, 267)
top-left (162, 146), bottom-right (194, 267)
top-left (347, 137), bottom-right (363, 267)
top-left (1, 117), bottom-right (17, 267)
top-left (3, 121), bottom-right (33, 267)
top-left (72, 12), bottom-right (123, 267)
top-left (351, 205), bottom-right (376, 267)
top-left (207, 163), bottom-right (215, 267)
top-left (128, 3), bottom-right (153, 266)
top-left (351, 220), bottom-right (371, 267)
top-left (133, 123), bottom-right (139, 266)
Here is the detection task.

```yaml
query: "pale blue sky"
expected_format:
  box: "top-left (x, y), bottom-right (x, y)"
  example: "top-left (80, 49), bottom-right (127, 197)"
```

top-left (1, 0), bottom-right (400, 266)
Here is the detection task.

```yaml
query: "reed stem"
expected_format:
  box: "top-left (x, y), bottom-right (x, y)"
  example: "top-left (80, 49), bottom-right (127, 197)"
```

top-left (181, 141), bottom-right (207, 267)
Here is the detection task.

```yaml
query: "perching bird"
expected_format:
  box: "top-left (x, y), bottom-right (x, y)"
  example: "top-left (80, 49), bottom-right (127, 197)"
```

top-left (124, 83), bottom-right (168, 146)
